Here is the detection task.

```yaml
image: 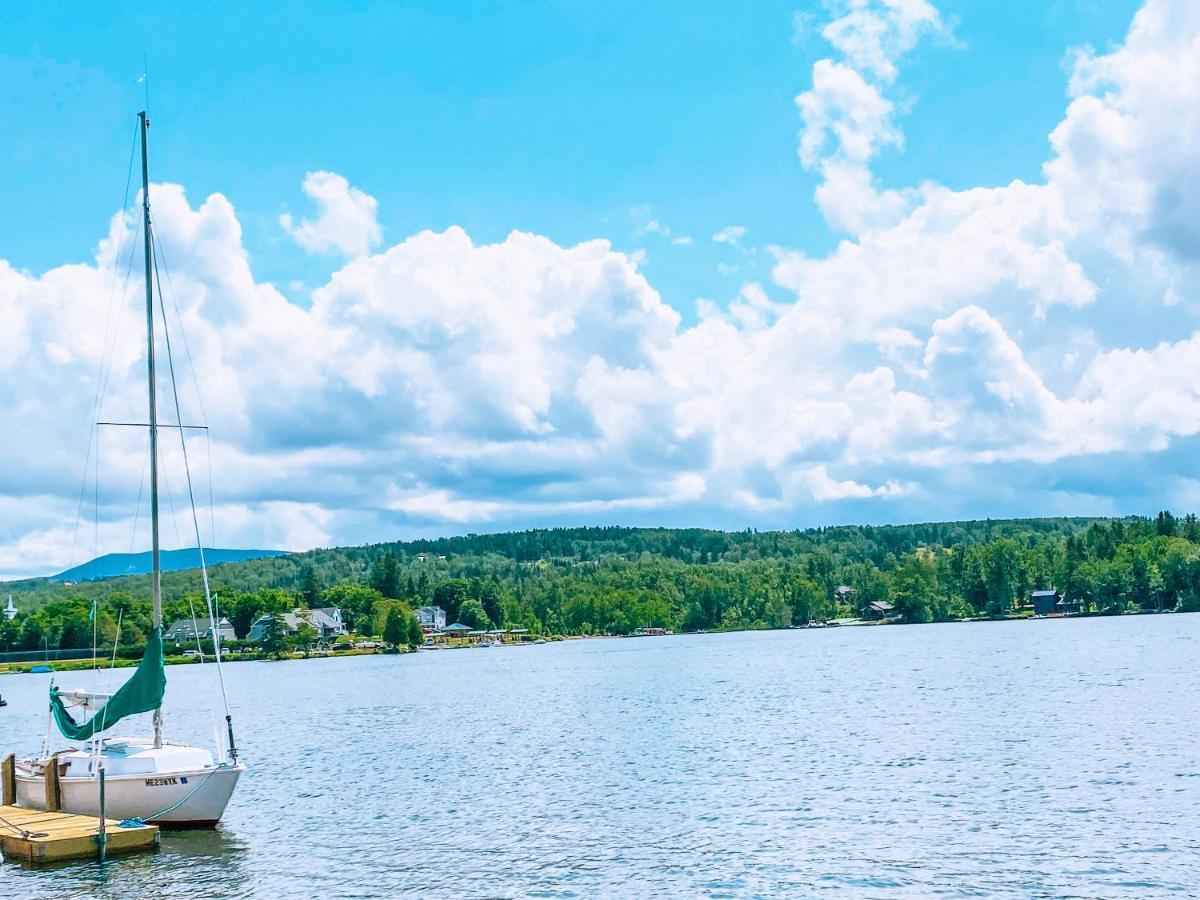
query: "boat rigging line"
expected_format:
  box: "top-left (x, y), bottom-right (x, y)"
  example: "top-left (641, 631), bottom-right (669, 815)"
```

top-left (67, 119), bottom-right (140, 575)
top-left (150, 221), bottom-right (238, 763)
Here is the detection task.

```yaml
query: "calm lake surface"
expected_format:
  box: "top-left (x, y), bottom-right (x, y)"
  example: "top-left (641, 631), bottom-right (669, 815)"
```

top-left (1, 615), bottom-right (1198, 898)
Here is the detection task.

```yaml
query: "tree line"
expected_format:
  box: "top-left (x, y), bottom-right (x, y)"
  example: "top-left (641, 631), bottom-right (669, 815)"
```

top-left (3, 514), bottom-right (1199, 654)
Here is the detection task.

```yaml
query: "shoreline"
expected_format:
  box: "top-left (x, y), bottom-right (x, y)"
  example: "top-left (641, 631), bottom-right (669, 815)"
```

top-left (0, 608), bottom-right (1183, 676)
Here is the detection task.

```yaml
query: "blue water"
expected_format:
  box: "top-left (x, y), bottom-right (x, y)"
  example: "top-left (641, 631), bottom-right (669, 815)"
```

top-left (1, 615), bottom-right (1198, 898)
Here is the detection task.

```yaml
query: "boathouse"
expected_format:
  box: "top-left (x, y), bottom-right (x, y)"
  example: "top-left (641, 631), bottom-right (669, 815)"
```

top-left (863, 600), bottom-right (894, 620)
top-left (1031, 590), bottom-right (1061, 615)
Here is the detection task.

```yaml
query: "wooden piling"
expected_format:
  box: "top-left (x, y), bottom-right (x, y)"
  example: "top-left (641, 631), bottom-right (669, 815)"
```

top-left (43, 758), bottom-right (60, 813)
top-left (1, 755), bottom-right (13, 807)
top-left (97, 769), bottom-right (107, 862)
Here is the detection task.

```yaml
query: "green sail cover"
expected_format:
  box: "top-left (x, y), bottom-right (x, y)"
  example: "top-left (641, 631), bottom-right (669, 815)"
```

top-left (50, 627), bottom-right (166, 740)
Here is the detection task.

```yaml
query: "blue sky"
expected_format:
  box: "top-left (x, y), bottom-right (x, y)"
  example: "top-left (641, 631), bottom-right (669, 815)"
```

top-left (3, 1), bottom-right (1139, 315)
top-left (1, 0), bottom-right (1198, 576)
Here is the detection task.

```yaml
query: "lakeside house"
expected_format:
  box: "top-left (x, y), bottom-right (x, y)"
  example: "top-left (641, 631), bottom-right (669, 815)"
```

top-left (415, 605), bottom-right (447, 631)
top-left (246, 607), bottom-right (348, 641)
top-left (1031, 590), bottom-right (1062, 615)
top-left (165, 616), bottom-right (237, 644)
top-left (863, 600), bottom-right (895, 620)
top-left (835, 585), bottom-right (857, 607)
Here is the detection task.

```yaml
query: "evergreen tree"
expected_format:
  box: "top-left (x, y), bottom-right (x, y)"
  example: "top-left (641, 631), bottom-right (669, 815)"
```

top-left (1156, 510), bottom-right (1178, 537)
top-left (370, 553), bottom-right (402, 599)
top-left (260, 615), bottom-right (287, 659)
top-left (407, 615), bottom-right (424, 648)
top-left (300, 565), bottom-right (322, 608)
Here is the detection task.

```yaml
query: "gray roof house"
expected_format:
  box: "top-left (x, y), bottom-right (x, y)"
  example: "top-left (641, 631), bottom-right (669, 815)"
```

top-left (864, 600), bottom-right (895, 620)
top-left (246, 607), bottom-right (347, 642)
top-left (309, 607), bottom-right (348, 637)
top-left (165, 616), bottom-right (236, 643)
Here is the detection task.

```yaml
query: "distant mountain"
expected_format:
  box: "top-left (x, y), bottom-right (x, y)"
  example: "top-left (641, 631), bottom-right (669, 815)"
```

top-left (50, 548), bottom-right (287, 583)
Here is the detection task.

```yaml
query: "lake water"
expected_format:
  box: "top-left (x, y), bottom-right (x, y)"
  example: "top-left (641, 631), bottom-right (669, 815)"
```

top-left (1, 615), bottom-right (1198, 898)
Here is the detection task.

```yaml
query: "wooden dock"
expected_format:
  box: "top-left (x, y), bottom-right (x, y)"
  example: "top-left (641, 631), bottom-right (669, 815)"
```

top-left (0, 805), bottom-right (160, 864)
top-left (0, 756), bottom-right (159, 864)
top-left (0, 805), bottom-right (161, 864)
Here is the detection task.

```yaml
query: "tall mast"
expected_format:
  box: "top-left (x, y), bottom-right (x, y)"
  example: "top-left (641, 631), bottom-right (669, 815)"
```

top-left (139, 110), bottom-right (164, 748)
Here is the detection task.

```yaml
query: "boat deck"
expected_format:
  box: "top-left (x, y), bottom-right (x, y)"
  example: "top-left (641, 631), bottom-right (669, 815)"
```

top-left (0, 805), bottom-right (159, 864)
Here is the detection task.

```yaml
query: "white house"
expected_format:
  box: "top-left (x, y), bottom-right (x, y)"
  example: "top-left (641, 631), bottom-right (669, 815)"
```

top-left (414, 605), bottom-right (446, 630)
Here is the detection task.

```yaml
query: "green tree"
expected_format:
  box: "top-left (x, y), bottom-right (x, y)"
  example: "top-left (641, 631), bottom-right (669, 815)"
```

top-left (407, 615), bottom-right (424, 648)
top-left (985, 541), bottom-right (1021, 617)
top-left (477, 580), bottom-right (505, 627)
top-left (458, 597), bottom-right (490, 629)
top-left (260, 615), bottom-right (288, 659)
top-left (228, 588), bottom-right (294, 639)
top-left (370, 553), bottom-right (402, 599)
top-left (321, 583), bottom-right (384, 633)
top-left (369, 599), bottom-right (413, 637)
top-left (383, 608), bottom-right (407, 651)
top-left (1156, 510), bottom-right (1178, 537)
top-left (433, 579), bottom-right (470, 623)
top-left (788, 578), bottom-right (828, 624)
top-left (765, 592), bottom-right (793, 628)
top-left (290, 620), bottom-right (319, 657)
top-left (300, 566), bottom-right (322, 608)
top-left (890, 555), bottom-right (936, 624)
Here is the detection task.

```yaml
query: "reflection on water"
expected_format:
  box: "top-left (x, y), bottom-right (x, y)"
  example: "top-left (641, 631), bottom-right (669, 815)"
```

top-left (0, 822), bottom-right (250, 897)
top-left (2, 615), bottom-right (1200, 897)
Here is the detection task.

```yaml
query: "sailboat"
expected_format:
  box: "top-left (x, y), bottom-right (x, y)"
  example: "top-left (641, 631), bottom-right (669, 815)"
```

top-left (13, 112), bottom-right (245, 827)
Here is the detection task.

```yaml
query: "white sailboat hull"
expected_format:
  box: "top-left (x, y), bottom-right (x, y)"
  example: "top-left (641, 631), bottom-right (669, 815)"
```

top-left (15, 739), bottom-right (244, 828)
top-left (15, 765), bottom-right (242, 828)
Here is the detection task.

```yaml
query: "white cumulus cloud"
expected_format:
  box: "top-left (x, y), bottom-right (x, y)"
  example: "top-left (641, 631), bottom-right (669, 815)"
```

top-left (2, 0), bottom-right (1200, 576)
top-left (280, 171), bottom-right (382, 257)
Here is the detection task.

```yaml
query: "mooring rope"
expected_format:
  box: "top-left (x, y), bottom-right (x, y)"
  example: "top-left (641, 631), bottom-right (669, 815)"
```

top-left (117, 762), bottom-right (232, 828)
top-left (0, 810), bottom-right (42, 840)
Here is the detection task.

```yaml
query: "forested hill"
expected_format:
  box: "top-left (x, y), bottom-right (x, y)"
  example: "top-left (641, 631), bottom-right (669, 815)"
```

top-left (8, 518), bottom-right (1103, 603)
top-left (5, 515), bottom-right (1200, 651)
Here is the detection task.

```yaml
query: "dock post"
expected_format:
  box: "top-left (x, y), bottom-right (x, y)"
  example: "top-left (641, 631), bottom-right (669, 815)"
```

top-left (2, 753), bottom-right (14, 806)
top-left (97, 768), bottom-right (107, 862)
top-left (44, 756), bottom-right (60, 812)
